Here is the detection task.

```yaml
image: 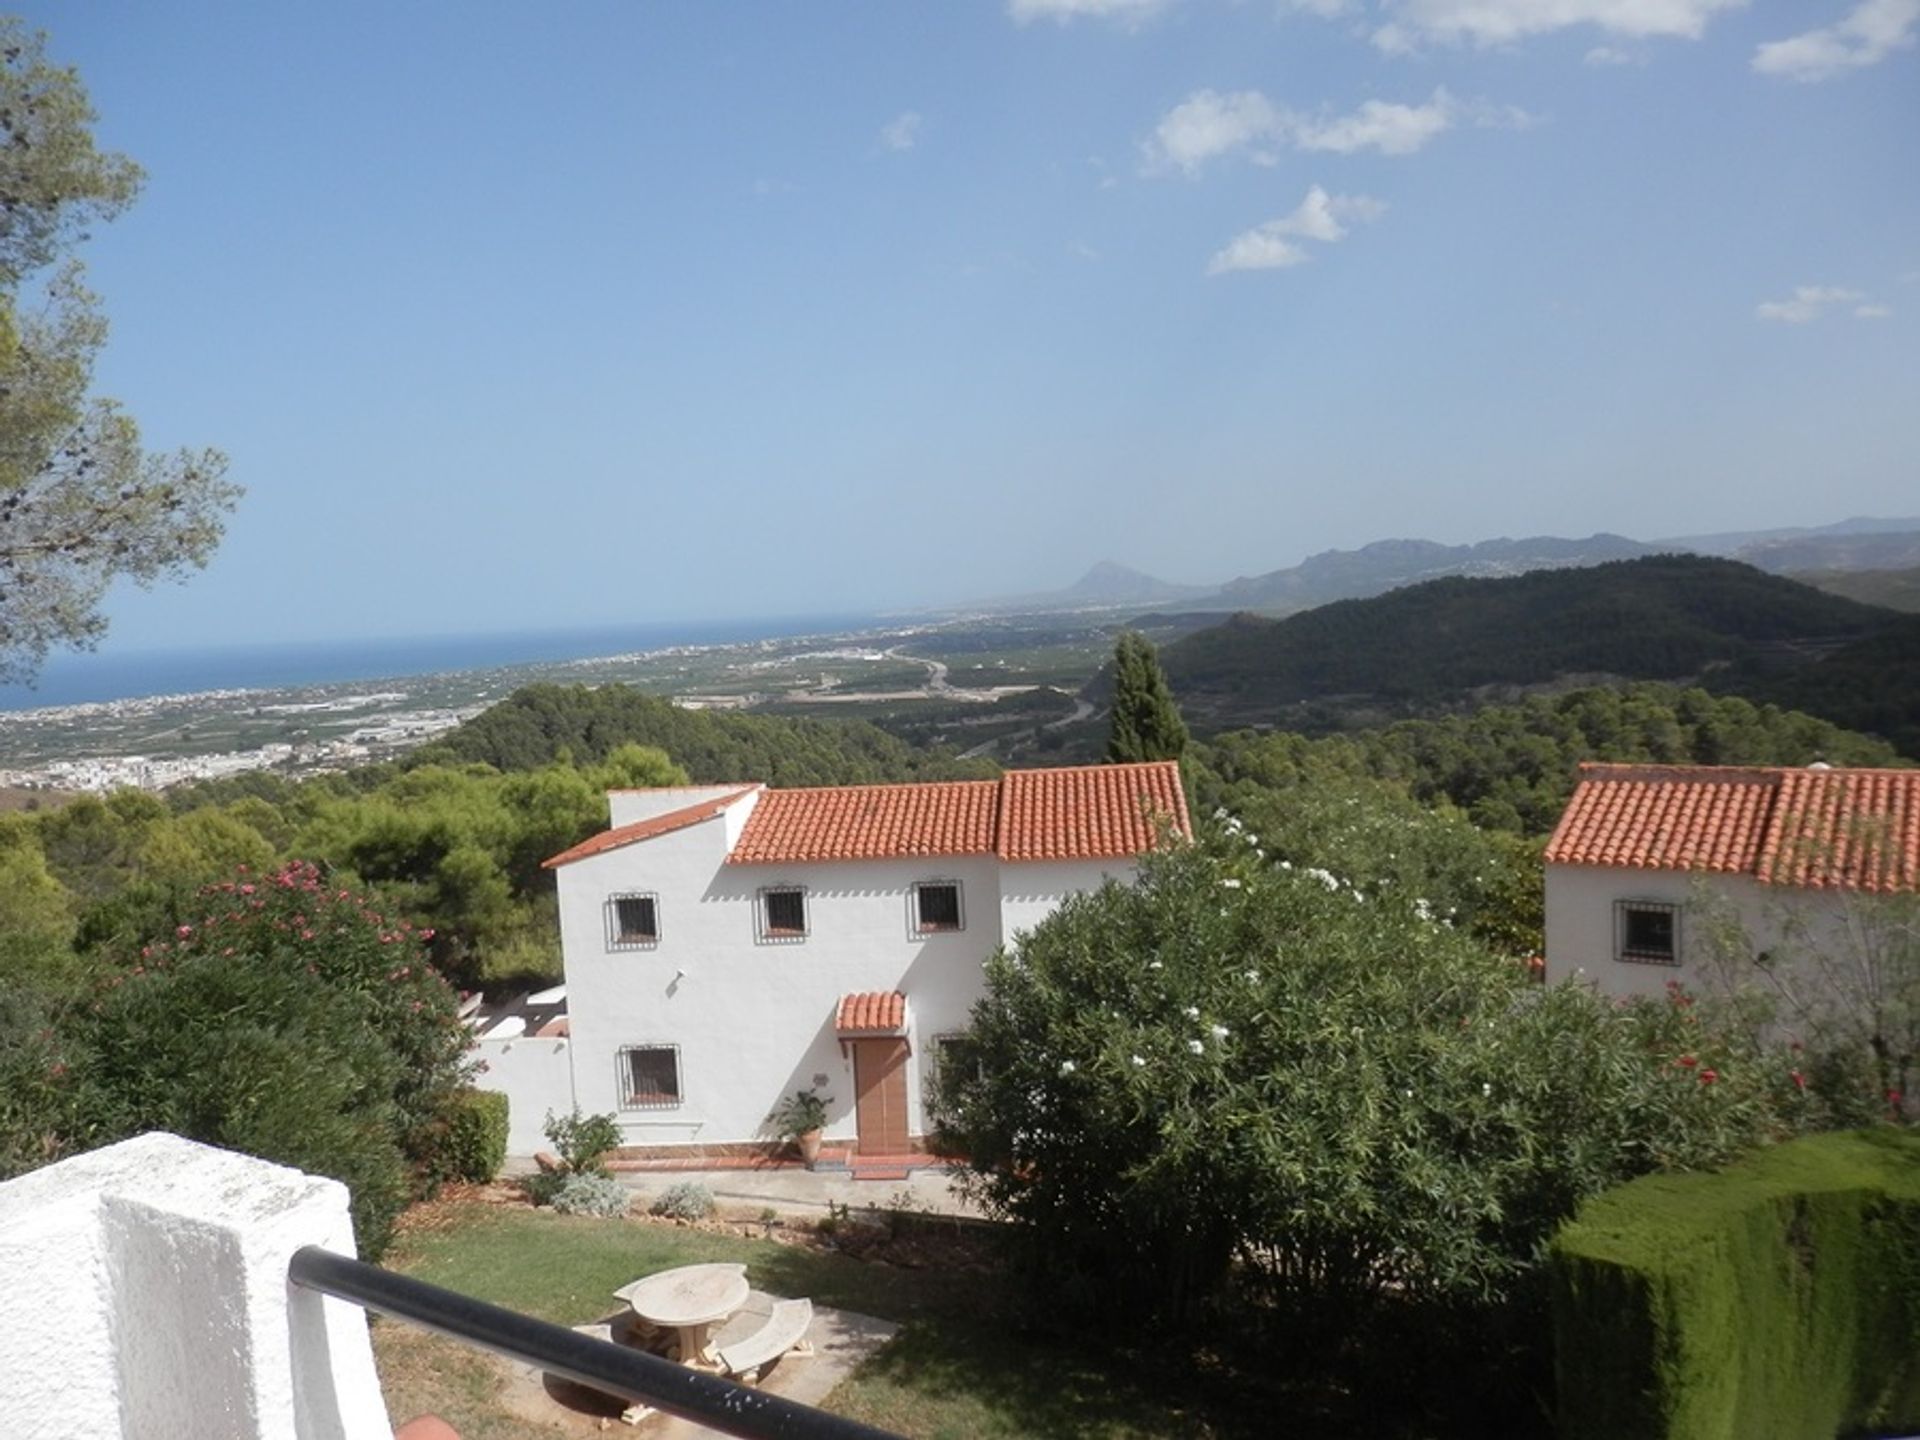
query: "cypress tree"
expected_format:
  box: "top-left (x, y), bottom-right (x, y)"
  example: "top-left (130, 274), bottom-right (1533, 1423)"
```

top-left (1104, 632), bottom-right (1189, 763)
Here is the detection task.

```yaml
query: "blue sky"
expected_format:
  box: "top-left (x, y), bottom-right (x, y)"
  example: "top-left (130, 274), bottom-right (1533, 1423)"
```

top-left (31, 0), bottom-right (1920, 650)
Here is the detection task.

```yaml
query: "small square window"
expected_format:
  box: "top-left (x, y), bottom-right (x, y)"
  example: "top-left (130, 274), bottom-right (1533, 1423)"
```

top-left (606, 893), bottom-right (659, 949)
top-left (914, 881), bottom-right (963, 933)
top-left (760, 886), bottom-right (808, 941)
top-left (1617, 901), bottom-right (1679, 965)
top-left (620, 1044), bottom-right (681, 1109)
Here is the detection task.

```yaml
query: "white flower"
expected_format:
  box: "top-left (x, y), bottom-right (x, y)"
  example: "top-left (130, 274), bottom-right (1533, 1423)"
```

top-left (1482, 1082), bottom-right (1493, 1098)
top-left (1131, 1054), bottom-right (1146, 1067)
top-left (1183, 1006), bottom-right (1200, 1019)
top-left (1059, 1060), bottom-right (1076, 1076)
top-left (1188, 1039), bottom-right (1205, 1055)
top-left (1220, 877), bottom-right (1243, 889)
top-left (1278, 859), bottom-right (1292, 870)
top-left (1245, 969), bottom-right (1260, 982)
top-left (1149, 960), bottom-right (1164, 971)
top-left (1210, 1024), bottom-right (1229, 1040)
top-left (1245, 833), bottom-right (1258, 845)
top-left (1212, 806), bottom-right (1229, 820)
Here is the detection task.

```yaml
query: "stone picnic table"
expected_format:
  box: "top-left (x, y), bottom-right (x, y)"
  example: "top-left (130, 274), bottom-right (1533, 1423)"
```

top-left (613, 1263), bottom-right (750, 1370)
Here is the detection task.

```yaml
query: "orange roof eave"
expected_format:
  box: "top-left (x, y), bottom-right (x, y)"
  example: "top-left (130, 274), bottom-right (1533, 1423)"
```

top-left (541, 786), bottom-right (762, 869)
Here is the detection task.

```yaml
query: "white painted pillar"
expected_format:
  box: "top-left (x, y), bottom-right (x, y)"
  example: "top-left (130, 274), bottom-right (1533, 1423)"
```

top-left (0, 1132), bottom-right (394, 1440)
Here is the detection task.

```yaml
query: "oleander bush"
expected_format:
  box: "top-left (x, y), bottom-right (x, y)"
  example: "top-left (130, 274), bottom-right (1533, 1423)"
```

top-left (549, 1172), bottom-right (633, 1218)
top-left (1551, 1128), bottom-right (1920, 1440)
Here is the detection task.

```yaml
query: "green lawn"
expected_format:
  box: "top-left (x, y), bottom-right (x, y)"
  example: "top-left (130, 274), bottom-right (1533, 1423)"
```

top-left (373, 1200), bottom-right (1248, 1439)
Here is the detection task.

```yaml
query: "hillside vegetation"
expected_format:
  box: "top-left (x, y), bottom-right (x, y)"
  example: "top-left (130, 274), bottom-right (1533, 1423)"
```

top-left (1155, 556), bottom-right (1906, 743)
top-left (412, 682), bottom-right (998, 785)
top-left (1197, 683), bottom-right (1905, 837)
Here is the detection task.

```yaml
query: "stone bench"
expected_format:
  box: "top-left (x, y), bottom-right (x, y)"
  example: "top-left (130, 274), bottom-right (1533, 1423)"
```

top-left (717, 1298), bottom-right (813, 1384)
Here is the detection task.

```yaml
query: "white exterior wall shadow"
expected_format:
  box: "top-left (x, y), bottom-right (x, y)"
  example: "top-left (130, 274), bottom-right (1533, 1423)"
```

top-left (0, 1133), bottom-right (392, 1440)
top-left (555, 806), bottom-right (1135, 1147)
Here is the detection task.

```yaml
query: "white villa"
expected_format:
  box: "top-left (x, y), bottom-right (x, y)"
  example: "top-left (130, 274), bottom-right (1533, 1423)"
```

top-left (1543, 762), bottom-right (1919, 998)
top-left (477, 760), bottom-right (1190, 1159)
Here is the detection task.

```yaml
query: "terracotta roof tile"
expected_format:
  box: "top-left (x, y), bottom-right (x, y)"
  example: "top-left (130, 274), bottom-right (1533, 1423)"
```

top-left (1546, 764), bottom-right (1920, 893)
top-left (995, 761), bottom-right (1192, 861)
top-left (726, 761), bottom-right (1189, 865)
top-left (729, 781), bottom-right (1001, 864)
top-left (835, 991), bottom-right (907, 1036)
top-left (542, 787), bottom-right (760, 869)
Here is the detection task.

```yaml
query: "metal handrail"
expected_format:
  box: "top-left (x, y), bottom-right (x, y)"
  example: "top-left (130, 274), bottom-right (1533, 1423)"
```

top-left (288, 1246), bottom-right (902, 1440)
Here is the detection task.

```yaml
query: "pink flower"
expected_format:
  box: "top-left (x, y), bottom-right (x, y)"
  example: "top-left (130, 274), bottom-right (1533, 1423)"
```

top-left (1676, 1055), bottom-right (1698, 1069)
top-left (1889, 1089), bottom-right (1904, 1107)
top-left (176, 925), bottom-right (193, 938)
top-left (1699, 1069), bottom-right (1719, 1085)
top-left (1791, 1070), bottom-right (1806, 1090)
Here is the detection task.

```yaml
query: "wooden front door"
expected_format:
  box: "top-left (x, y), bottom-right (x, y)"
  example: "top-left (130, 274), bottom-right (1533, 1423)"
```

top-left (851, 1038), bottom-right (910, 1155)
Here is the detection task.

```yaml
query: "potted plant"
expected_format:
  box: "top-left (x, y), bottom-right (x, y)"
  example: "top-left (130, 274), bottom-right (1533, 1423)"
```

top-left (770, 1087), bottom-right (832, 1167)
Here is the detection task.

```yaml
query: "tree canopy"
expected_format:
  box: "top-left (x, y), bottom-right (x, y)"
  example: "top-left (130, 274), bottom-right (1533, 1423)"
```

top-left (0, 19), bottom-right (238, 680)
top-left (1104, 631), bottom-right (1188, 763)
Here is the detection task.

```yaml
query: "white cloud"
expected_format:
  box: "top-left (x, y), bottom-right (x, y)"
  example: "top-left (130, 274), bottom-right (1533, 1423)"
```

top-left (1752, 0), bottom-right (1919, 81)
top-left (1008, 0), bottom-right (1166, 24)
top-left (1145, 90), bottom-right (1283, 173)
top-left (880, 112), bottom-right (923, 152)
top-left (1855, 304), bottom-right (1894, 318)
top-left (1584, 44), bottom-right (1640, 64)
top-left (1293, 93), bottom-right (1457, 153)
top-left (1145, 87), bottom-right (1493, 172)
top-left (1374, 0), bottom-right (1746, 51)
top-left (1755, 285), bottom-right (1867, 323)
top-left (1207, 185), bottom-right (1386, 275)
top-left (1281, 0), bottom-right (1354, 14)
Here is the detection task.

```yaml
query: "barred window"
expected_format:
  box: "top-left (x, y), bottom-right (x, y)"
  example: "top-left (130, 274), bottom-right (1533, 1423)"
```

top-left (620, 1044), bottom-right (681, 1109)
top-left (1616, 901), bottom-right (1679, 965)
top-left (914, 881), bottom-right (963, 933)
top-left (760, 886), bottom-right (808, 941)
top-left (605, 893), bottom-right (659, 949)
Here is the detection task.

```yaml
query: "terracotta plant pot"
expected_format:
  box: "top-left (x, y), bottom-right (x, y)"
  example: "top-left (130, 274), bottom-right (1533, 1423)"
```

top-left (797, 1129), bottom-right (824, 1167)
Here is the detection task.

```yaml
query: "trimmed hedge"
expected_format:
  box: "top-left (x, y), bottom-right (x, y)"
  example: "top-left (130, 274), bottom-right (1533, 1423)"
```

top-left (1551, 1129), bottom-right (1920, 1440)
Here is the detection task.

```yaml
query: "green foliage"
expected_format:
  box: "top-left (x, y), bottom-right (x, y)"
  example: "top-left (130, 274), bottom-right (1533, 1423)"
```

top-left (0, 21), bottom-right (237, 681)
top-left (1551, 1129), bottom-right (1920, 1440)
top-left (83, 948), bottom-right (413, 1256)
top-left (544, 1107), bottom-right (622, 1176)
top-left (418, 1088), bottom-right (510, 1187)
top-left (768, 1087), bottom-right (831, 1139)
top-left (938, 846), bottom-right (1797, 1346)
top-left (1104, 631), bottom-right (1188, 763)
top-left (549, 1172), bottom-right (633, 1218)
top-left (1203, 769), bottom-right (1545, 955)
top-left (651, 1181), bottom-right (716, 1221)
top-left (1159, 557), bottom-right (1905, 744)
top-left (0, 982), bottom-right (97, 1179)
top-left (416, 681), bottom-right (996, 785)
top-left (1730, 613), bottom-right (1920, 760)
top-left (1199, 682), bottom-right (1903, 837)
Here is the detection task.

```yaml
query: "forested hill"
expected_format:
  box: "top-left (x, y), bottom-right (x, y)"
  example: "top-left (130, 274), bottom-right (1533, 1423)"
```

top-left (411, 683), bottom-right (998, 786)
top-left (1155, 555), bottom-right (1905, 739)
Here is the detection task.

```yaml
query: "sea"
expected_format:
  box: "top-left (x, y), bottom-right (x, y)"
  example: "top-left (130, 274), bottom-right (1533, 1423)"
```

top-left (0, 613), bottom-right (881, 712)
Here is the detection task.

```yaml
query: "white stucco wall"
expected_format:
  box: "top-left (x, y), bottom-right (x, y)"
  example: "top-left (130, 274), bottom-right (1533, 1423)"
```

top-left (555, 813), bottom-right (1136, 1148)
top-left (999, 858), bottom-right (1139, 947)
top-left (1544, 862), bottom-right (1858, 1003)
top-left (0, 1133), bottom-right (392, 1440)
top-left (473, 1033), bottom-right (577, 1154)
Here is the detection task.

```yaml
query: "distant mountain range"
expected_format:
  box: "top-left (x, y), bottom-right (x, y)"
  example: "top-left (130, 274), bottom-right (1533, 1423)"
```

top-left (959, 515), bottom-right (1920, 620)
top-left (1131, 554), bottom-right (1915, 754)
